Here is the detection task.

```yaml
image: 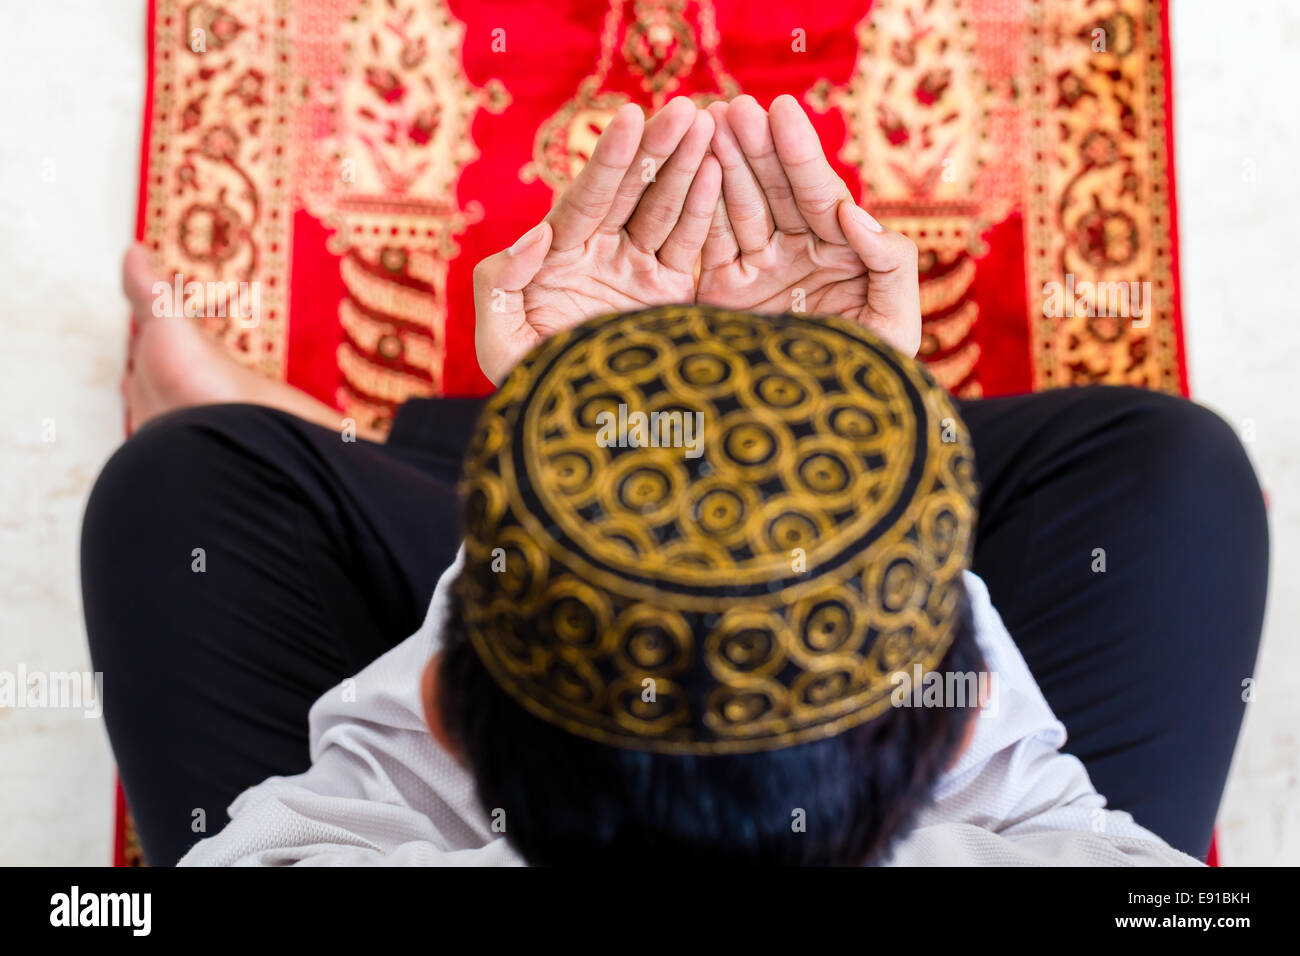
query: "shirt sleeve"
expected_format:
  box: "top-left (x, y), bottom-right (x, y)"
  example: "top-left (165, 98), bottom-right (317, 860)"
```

top-left (179, 547), bottom-right (523, 867)
top-left (883, 572), bottom-right (1202, 867)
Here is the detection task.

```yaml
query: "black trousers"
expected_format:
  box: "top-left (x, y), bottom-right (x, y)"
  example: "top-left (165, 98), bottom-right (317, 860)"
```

top-left (81, 387), bottom-right (1268, 865)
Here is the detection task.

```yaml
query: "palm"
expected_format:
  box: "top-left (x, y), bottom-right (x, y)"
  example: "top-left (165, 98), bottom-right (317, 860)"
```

top-left (523, 235), bottom-right (697, 339)
top-left (698, 231), bottom-right (869, 319)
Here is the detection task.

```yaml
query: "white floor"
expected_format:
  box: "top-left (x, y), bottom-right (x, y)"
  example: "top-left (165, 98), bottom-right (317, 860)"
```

top-left (0, 0), bottom-right (1295, 865)
top-left (1174, 2), bottom-right (1300, 865)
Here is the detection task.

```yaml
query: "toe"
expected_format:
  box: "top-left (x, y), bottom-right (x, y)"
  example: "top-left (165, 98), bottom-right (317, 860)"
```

top-left (122, 243), bottom-right (163, 321)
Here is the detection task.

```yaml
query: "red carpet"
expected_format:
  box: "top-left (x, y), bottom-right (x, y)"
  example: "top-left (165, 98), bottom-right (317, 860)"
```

top-left (119, 0), bottom-right (1189, 865)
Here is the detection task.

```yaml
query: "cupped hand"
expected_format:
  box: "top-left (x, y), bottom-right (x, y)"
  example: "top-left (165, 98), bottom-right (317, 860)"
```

top-left (473, 96), bottom-right (721, 385)
top-left (696, 94), bottom-right (922, 357)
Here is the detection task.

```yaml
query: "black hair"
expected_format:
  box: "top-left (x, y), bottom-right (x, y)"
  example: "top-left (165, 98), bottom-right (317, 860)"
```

top-left (436, 584), bottom-right (984, 866)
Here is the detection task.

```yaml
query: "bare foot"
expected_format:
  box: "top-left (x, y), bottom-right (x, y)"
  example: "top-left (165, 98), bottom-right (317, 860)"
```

top-left (122, 244), bottom-right (249, 430)
top-left (121, 244), bottom-right (383, 440)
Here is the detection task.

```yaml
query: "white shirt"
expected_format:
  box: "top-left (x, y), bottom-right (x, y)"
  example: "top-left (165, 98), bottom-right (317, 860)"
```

top-left (179, 551), bottom-right (1201, 867)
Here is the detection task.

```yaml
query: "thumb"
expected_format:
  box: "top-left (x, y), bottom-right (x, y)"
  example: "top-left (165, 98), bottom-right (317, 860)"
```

top-left (837, 200), bottom-right (922, 357)
top-left (473, 221), bottom-right (554, 385)
top-left (475, 221), bottom-right (553, 296)
top-left (836, 200), bottom-right (919, 275)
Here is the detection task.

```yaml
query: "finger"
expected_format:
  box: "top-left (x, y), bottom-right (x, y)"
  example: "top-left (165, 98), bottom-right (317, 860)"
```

top-left (478, 221), bottom-right (554, 293)
top-left (708, 100), bottom-right (773, 254)
top-left (769, 94), bottom-right (852, 243)
top-left (472, 221), bottom-right (554, 382)
top-left (657, 155), bottom-right (722, 274)
top-left (546, 104), bottom-right (644, 252)
top-left (598, 96), bottom-right (697, 235)
top-left (700, 191), bottom-right (740, 271)
top-left (725, 95), bottom-right (805, 234)
top-left (625, 108), bottom-right (715, 253)
top-left (837, 200), bottom-right (922, 356)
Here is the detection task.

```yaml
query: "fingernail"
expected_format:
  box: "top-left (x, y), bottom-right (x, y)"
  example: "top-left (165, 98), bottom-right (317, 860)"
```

top-left (509, 223), bottom-right (545, 255)
top-left (852, 205), bottom-right (884, 233)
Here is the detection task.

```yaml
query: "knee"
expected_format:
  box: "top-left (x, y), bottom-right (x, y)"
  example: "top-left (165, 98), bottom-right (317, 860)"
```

top-left (80, 405), bottom-right (284, 640)
top-left (1085, 386), bottom-right (1267, 544)
top-left (83, 405), bottom-right (270, 534)
top-left (1110, 388), bottom-right (1256, 486)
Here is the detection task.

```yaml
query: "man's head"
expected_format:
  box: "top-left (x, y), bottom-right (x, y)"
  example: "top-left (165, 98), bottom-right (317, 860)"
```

top-left (429, 305), bottom-right (983, 865)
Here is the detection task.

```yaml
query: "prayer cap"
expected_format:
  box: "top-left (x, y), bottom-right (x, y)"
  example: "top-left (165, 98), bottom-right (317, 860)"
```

top-left (455, 305), bottom-right (977, 754)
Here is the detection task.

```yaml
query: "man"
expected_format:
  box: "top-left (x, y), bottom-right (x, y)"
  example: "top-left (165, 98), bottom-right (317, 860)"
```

top-left (83, 96), bottom-right (1266, 865)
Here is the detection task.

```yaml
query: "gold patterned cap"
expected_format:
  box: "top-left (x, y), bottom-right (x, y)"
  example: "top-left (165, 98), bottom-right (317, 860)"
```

top-left (455, 305), bottom-right (978, 755)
